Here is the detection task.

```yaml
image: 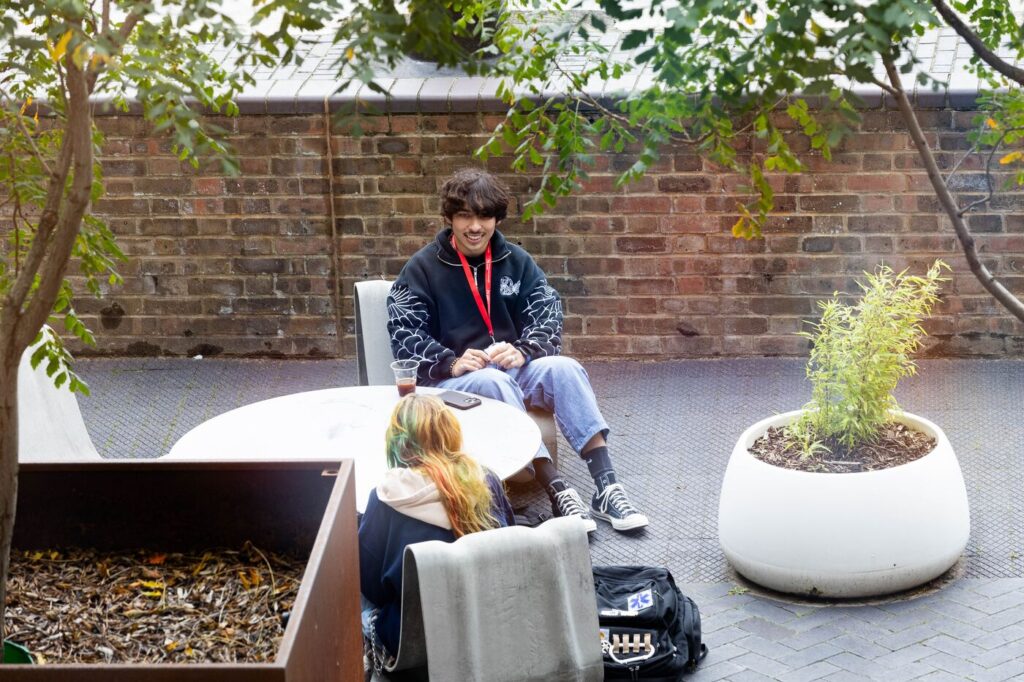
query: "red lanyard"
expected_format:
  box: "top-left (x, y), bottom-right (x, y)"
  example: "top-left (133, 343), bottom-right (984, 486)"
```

top-left (451, 236), bottom-right (493, 341)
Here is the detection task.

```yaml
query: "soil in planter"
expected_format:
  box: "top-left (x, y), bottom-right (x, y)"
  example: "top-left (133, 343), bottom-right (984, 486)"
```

top-left (749, 421), bottom-right (936, 473)
top-left (4, 541), bottom-right (305, 664)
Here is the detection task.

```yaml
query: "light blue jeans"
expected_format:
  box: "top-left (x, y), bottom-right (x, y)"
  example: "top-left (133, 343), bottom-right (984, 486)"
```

top-left (434, 355), bottom-right (609, 461)
top-left (361, 596), bottom-right (394, 669)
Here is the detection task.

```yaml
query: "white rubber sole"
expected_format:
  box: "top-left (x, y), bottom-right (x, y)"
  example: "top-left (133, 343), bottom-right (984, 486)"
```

top-left (592, 509), bottom-right (649, 532)
top-left (551, 510), bottom-right (597, 533)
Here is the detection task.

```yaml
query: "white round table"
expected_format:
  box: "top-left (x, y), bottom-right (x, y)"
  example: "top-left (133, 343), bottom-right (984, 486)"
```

top-left (164, 386), bottom-right (541, 512)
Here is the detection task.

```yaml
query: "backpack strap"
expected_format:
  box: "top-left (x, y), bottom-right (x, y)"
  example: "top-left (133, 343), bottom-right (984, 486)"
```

top-left (513, 510), bottom-right (551, 528)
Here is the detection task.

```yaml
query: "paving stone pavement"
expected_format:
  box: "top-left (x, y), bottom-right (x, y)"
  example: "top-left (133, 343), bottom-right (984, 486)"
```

top-left (683, 579), bottom-right (1024, 681)
top-left (76, 356), bottom-right (1024, 680)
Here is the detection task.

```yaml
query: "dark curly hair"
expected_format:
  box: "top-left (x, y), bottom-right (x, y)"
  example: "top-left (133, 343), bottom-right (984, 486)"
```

top-left (440, 168), bottom-right (510, 222)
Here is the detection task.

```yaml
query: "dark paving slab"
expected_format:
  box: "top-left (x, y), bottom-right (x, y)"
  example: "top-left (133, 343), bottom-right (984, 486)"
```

top-left (77, 357), bottom-right (1024, 582)
top-left (75, 357), bottom-right (1024, 680)
top-left (77, 358), bottom-right (355, 457)
top-left (684, 579), bottom-right (1024, 681)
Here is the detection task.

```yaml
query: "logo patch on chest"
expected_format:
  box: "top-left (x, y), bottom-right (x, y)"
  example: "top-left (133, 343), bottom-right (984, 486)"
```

top-left (500, 276), bottom-right (521, 296)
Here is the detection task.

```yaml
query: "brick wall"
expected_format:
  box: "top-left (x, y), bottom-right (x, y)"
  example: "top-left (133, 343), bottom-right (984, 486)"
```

top-left (62, 106), bottom-right (1024, 359)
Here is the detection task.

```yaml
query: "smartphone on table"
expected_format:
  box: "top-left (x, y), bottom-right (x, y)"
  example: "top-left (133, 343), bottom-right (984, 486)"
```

top-left (438, 390), bottom-right (482, 410)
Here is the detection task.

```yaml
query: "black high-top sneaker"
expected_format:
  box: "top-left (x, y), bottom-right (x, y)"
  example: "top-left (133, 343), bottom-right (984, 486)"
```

top-left (591, 483), bottom-right (649, 531)
top-left (551, 487), bottom-right (597, 533)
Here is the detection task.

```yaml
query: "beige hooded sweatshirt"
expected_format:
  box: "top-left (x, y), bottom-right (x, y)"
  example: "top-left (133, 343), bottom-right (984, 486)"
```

top-left (376, 468), bottom-right (453, 530)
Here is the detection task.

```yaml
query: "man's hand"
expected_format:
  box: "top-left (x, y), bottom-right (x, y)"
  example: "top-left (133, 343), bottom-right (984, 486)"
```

top-left (451, 348), bottom-right (491, 377)
top-left (487, 342), bottom-right (526, 369)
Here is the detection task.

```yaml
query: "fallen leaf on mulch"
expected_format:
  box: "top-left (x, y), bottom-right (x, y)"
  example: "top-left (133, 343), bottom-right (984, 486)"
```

top-left (146, 553), bottom-right (167, 566)
top-left (4, 541), bottom-right (305, 664)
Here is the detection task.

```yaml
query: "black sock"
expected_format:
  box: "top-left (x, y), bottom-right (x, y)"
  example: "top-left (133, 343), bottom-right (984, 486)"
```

top-left (533, 458), bottom-right (568, 501)
top-left (584, 446), bottom-right (617, 491)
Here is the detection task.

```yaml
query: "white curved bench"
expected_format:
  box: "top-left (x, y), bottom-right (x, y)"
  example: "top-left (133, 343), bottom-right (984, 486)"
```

top-left (18, 328), bottom-right (101, 461)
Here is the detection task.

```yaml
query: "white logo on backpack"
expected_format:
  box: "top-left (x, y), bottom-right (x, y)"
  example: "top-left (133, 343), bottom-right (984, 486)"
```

top-left (600, 608), bottom-right (638, 617)
top-left (628, 589), bottom-right (653, 611)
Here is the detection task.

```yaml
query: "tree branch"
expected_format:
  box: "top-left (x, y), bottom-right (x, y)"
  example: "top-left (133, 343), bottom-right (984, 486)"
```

top-left (14, 52), bottom-right (95, 350)
top-left (87, 11), bottom-right (143, 92)
top-left (884, 56), bottom-right (1024, 322)
top-left (11, 108), bottom-right (52, 177)
top-left (3, 8), bottom-right (138, 328)
top-left (8, 154), bottom-right (19, 275)
top-left (944, 119), bottom-right (986, 182)
top-left (2, 131), bottom-right (72, 319)
top-left (957, 126), bottom-right (1024, 216)
top-left (868, 75), bottom-right (897, 96)
top-left (931, 0), bottom-right (1024, 86)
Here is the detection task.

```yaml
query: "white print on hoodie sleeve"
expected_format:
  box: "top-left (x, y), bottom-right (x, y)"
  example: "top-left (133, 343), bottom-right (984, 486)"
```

top-left (387, 283), bottom-right (455, 381)
top-left (516, 281), bottom-right (562, 359)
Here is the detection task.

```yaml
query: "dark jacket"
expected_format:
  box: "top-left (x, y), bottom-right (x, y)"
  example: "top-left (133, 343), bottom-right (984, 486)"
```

top-left (387, 228), bottom-right (563, 385)
top-left (358, 469), bottom-right (515, 655)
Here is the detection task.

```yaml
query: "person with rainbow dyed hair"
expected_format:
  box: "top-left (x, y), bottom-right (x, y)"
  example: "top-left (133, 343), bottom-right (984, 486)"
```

top-left (359, 393), bottom-right (516, 665)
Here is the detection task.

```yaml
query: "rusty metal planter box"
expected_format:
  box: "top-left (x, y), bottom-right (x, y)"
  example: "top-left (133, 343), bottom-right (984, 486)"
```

top-left (5, 459), bottom-right (362, 681)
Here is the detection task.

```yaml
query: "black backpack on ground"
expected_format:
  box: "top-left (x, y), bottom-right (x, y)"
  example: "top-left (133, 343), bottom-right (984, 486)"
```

top-left (591, 565), bottom-right (708, 681)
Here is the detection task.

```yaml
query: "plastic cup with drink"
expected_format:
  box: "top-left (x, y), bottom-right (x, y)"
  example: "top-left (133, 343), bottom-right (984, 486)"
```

top-left (390, 359), bottom-right (418, 397)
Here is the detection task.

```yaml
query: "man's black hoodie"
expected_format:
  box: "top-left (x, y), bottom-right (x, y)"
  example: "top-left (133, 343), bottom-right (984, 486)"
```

top-left (387, 228), bottom-right (563, 385)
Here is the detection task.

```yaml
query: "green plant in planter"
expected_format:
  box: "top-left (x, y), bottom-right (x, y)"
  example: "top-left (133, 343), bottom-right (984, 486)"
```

top-left (787, 260), bottom-right (949, 457)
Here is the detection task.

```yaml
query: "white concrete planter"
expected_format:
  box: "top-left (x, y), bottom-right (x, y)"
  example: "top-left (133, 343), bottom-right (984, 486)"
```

top-left (718, 410), bottom-right (970, 598)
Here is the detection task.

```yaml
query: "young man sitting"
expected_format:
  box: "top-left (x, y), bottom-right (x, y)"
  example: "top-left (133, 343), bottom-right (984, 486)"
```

top-left (386, 168), bottom-right (648, 533)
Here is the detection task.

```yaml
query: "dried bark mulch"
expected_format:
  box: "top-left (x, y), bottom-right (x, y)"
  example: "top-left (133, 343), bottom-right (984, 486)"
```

top-left (749, 421), bottom-right (936, 473)
top-left (4, 542), bottom-right (305, 664)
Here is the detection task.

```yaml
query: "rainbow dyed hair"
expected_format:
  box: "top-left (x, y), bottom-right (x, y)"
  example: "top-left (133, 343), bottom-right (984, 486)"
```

top-left (386, 394), bottom-right (499, 537)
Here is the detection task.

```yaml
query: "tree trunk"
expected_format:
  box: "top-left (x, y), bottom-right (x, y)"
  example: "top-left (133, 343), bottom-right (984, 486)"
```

top-left (0, 50), bottom-right (94, 644)
top-left (0, 349), bottom-right (19, 642)
top-left (884, 57), bottom-right (1024, 322)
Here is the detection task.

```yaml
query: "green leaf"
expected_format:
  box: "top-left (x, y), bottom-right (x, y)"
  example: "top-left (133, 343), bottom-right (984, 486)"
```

top-left (30, 344), bottom-right (47, 370)
top-left (621, 30), bottom-right (650, 51)
top-left (635, 46), bottom-right (658, 64)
